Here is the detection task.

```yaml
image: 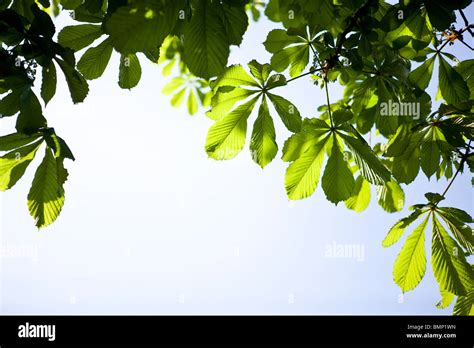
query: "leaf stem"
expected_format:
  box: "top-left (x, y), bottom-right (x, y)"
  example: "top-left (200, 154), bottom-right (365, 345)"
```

top-left (284, 68), bottom-right (323, 84)
top-left (438, 140), bottom-right (472, 201)
top-left (324, 78), bottom-right (334, 129)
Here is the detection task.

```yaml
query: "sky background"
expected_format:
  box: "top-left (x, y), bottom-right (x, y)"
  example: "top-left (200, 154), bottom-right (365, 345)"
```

top-left (0, 4), bottom-right (472, 314)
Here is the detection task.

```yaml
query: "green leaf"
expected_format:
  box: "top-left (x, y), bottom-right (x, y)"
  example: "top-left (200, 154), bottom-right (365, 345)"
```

top-left (118, 54), bottom-right (142, 89)
top-left (16, 89), bottom-right (47, 134)
top-left (263, 29), bottom-right (299, 52)
top-left (322, 136), bottom-right (355, 204)
top-left (162, 77), bottom-right (185, 95)
top-left (453, 290), bottom-right (474, 315)
top-left (438, 55), bottom-right (470, 106)
top-left (393, 216), bottom-right (428, 292)
top-left (41, 62), bottom-right (57, 106)
top-left (263, 29), bottom-right (309, 78)
top-left (377, 181), bottom-right (405, 213)
top-left (437, 208), bottom-right (474, 255)
top-left (285, 135), bottom-right (330, 200)
top-left (420, 126), bottom-right (446, 178)
top-left (0, 140), bottom-right (42, 191)
top-left (247, 60), bottom-right (272, 85)
top-left (221, 3), bottom-right (248, 46)
top-left (0, 132), bottom-right (41, 152)
top-left (0, 91), bottom-right (21, 117)
top-left (425, 192), bottom-right (445, 204)
top-left (27, 148), bottom-right (66, 229)
top-left (211, 64), bottom-right (260, 90)
top-left (271, 44), bottom-right (309, 78)
top-left (205, 97), bottom-right (258, 160)
top-left (383, 210), bottom-right (425, 247)
top-left (250, 97), bottom-right (278, 168)
top-left (385, 124), bottom-right (412, 157)
top-left (408, 55), bottom-right (435, 90)
top-left (183, 0), bottom-right (230, 79)
top-left (432, 215), bottom-right (473, 296)
top-left (454, 59), bottom-right (474, 99)
top-left (187, 89), bottom-right (198, 115)
top-left (340, 132), bottom-right (391, 185)
top-left (170, 88), bottom-right (186, 107)
top-left (265, 73), bottom-right (287, 89)
top-left (282, 121), bottom-right (330, 162)
top-left (436, 290), bottom-right (455, 309)
top-left (77, 39), bottom-right (113, 80)
top-left (424, 0), bottom-right (456, 31)
top-left (105, 0), bottom-right (177, 54)
top-left (345, 176), bottom-right (371, 213)
top-left (267, 93), bottom-right (302, 132)
top-left (56, 59), bottom-right (89, 104)
top-left (58, 24), bottom-right (103, 51)
top-left (333, 109), bottom-right (353, 126)
top-left (206, 87), bottom-right (258, 121)
top-left (392, 146), bottom-right (421, 184)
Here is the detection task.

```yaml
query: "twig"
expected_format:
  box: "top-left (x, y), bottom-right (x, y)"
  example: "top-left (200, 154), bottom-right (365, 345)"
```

top-left (459, 9), bottom-right (473, 37)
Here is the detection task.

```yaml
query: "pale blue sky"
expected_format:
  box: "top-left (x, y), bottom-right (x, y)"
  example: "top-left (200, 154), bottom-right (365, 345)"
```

top-left (0, 6), bottom-right (472, 314)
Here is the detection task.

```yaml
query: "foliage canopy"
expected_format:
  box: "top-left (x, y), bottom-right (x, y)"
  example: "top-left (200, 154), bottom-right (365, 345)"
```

top-left (0, 0), bottom-right (473, 314)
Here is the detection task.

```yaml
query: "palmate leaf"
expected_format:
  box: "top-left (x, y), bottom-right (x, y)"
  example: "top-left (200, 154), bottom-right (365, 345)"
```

top-left (263, 28), bottom-right (310, 78)
top-left (163, 76), bottom-right (212, 116)
top-left (0, 139), bottom-right (43, 191)
top-left (27, 147), bottom-right (67, 229)
top-left (285, 134), bottom-right (331, 200)
top-left (205, 97), bottom-right (258, 160)
top-left (393, 215), bottom-right (428, 292)
top-left (250, 96), bottom-right (278, 168)
top-left (432, 215), bottom-right (473, 296)
top-left (205, 61), bottom-right (302, 167)
top-left (321, 135), bottom-right (355, 204)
